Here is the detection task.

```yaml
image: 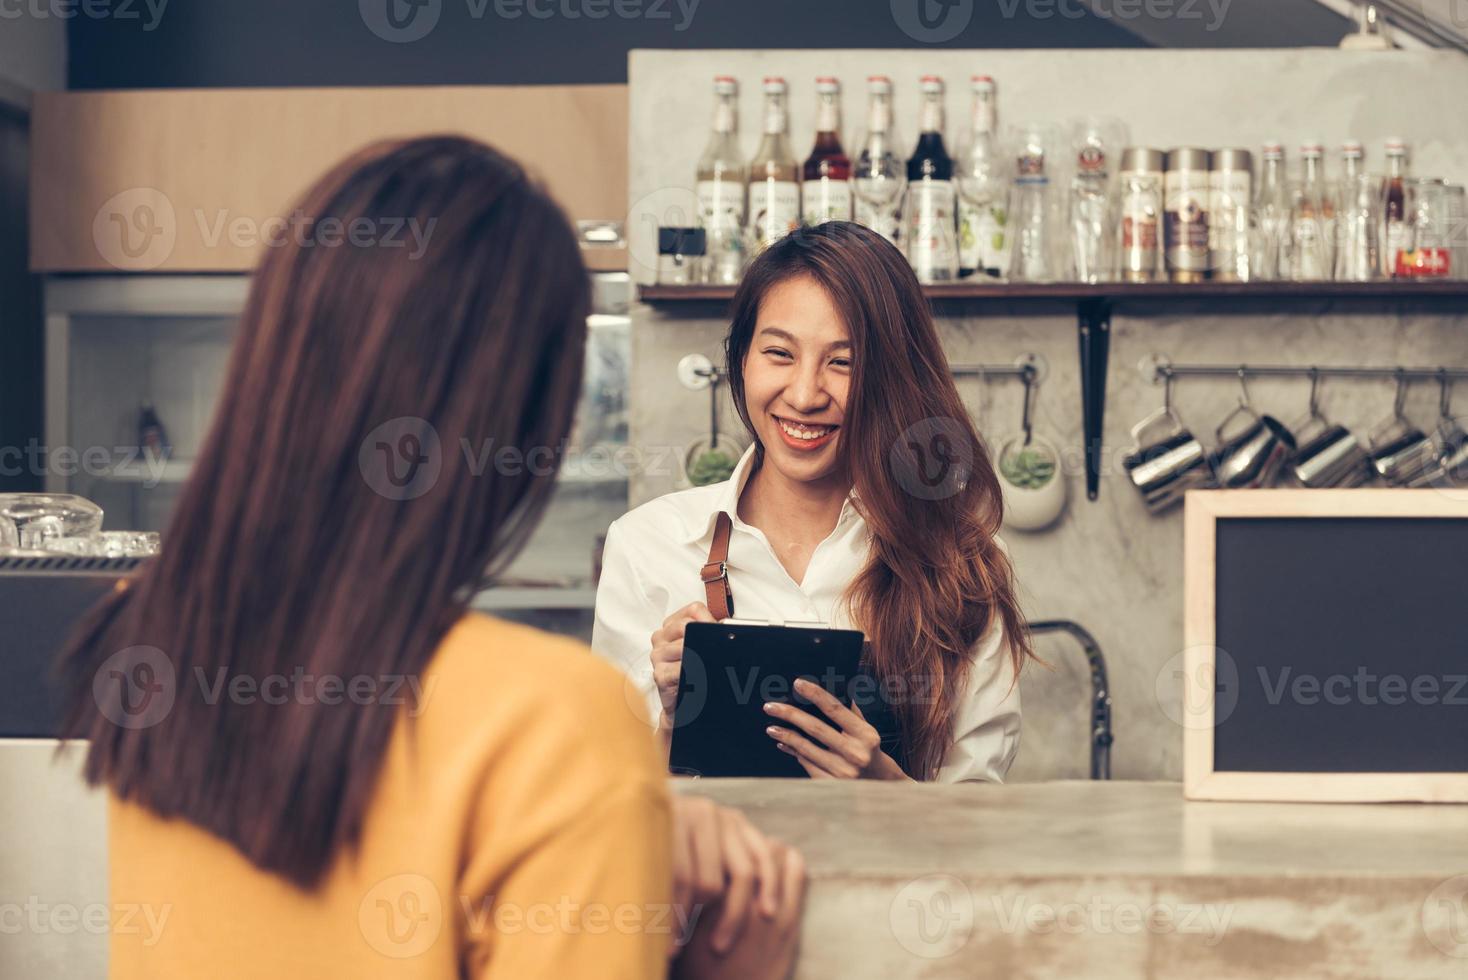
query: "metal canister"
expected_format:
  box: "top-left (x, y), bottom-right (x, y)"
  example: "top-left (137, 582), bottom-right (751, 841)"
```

top-left (1118, 148), bottom-right (1165, 283)
top-left (1164, 148), bottom-right (1213, 282)
top-left (1208, 149), bottom-right (1253, 281)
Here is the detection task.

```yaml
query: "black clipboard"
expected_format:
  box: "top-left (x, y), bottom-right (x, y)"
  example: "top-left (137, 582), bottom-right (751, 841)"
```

top-left (668, 621), bottom-right (873, 778)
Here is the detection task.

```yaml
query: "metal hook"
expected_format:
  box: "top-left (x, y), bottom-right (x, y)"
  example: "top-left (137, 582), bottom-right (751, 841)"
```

top-left (1235, 367), bottom-right (1254, 410)
top-left (1393, 368), bottom-right (1410, 421)
top-left (1020, 366), bottom-right (1036, 446)
top-left (1162, 368), bottom-right (1175, 415)
top-left (706, 367), bottom-right (722, 444)
top-left (1307, 367), bottom-right (1322, 420)
top-left (1439, 368), bottom-right (1455, 421)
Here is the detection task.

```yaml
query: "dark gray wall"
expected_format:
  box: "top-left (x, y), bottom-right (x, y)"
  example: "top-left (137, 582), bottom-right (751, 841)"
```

top-left (0, 107), bottom-right (42, 493)
top-left (68, 0), bottom-right (1148, 89)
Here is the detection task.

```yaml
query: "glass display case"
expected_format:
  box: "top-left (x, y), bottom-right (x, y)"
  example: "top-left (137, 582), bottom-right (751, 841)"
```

top-left (44, 273), bottom-right (631, 627)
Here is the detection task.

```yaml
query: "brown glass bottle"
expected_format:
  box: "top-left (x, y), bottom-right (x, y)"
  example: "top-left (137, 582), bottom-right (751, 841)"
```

top-left (1381, 138), bottom-right (1409, 278)
top-left (802, 77), bottom-right (851, 224)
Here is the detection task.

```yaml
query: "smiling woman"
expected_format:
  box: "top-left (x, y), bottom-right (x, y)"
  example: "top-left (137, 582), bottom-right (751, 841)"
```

top-left (593, 221), bottom-right (1034, 782)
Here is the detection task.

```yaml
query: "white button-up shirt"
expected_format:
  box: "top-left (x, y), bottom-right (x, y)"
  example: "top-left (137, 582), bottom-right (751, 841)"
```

top-left (591, 445), bottom-right (1021, 783)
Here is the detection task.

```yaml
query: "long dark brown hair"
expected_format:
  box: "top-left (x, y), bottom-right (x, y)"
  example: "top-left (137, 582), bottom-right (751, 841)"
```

top-left (726, 222), bottom-right (1031, 780)
top-left (58, 136), bottom-right (589, 886)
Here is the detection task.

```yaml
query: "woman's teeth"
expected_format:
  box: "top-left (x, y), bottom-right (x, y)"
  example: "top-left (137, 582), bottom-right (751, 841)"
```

top-left (778, 419), bottom-right (834, 440)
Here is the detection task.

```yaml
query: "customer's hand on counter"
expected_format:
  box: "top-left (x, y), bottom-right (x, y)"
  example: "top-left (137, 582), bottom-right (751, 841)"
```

top-left (764, 677), bottom-right (911, 780)
top-left (671, 800), bottom-right (805, 980)
top-left (669, 796), bottom-right (785, 958)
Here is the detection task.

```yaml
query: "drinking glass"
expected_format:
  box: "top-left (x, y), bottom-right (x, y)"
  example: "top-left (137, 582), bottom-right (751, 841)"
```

top-left (1443, 183), bottom-right (1467, 281)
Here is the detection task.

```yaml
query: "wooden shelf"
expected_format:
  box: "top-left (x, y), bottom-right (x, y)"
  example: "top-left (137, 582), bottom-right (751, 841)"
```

top-left (639, 277), bottom-right (1468, 506)
top-left (639, 280), bottom-right (1468, 305)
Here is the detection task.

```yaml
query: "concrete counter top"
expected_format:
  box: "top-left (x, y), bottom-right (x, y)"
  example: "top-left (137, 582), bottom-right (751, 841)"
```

top-left (676, 779), bottom-right (1468, 979)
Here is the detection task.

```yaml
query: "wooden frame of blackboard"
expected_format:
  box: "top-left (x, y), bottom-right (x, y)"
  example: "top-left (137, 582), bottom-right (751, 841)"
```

top-left (1183, 488), bottom-right (1468, 803)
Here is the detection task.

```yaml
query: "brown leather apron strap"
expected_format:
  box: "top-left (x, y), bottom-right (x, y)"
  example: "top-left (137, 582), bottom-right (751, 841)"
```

top-left (701, 511), bottom-right (735, 621)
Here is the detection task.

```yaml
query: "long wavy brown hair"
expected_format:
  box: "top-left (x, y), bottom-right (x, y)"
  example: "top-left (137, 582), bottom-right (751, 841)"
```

top-left (57, 136), bottom-right (590, 886)
top-left (725, 222), bottom-right (1031, 779)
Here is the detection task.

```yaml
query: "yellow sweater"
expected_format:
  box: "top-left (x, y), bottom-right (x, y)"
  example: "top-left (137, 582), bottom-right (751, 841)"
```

top-left (108, 613), bottom-right (673, 979)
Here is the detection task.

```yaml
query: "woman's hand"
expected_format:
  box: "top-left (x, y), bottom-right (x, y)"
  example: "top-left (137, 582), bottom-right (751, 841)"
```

top-left (650, 601), bottom-right (716, 732)
top-left (669, 796), bottom-right (786, 959)
top-left (763, 677), bottom-right (911, 781)
top-left (672, 832), bottom-right (806, 980)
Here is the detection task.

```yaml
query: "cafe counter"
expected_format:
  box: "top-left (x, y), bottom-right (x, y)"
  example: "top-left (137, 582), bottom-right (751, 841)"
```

top-left (8, 744), bottom-right (1466, 978)
top-left (675, 779), bottom-right (1468, 979)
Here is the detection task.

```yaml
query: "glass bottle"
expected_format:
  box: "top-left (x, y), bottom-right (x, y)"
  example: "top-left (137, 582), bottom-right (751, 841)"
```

top-left (1069, 119), bottom-right (1121, 283)
top-left (1289, 142), bottom-right (1329, 281)
top-left (802, 77), bottom-right (851, 226)
top-left (1333, 140), bottom-right (1378, 281)
top-left (696, 75), bottom-right (747, 285)
top-left (747, 77), bottom-right (801, 253)
top-left (902, 75), bottom-right (958, 283)
top-left (1008, 124), bottom-right (1056, 282)
top-left (852, 75), bottom-right (904, 246)
top-left (1251, 142), bottom-right (1290, 281)
top-left (1381, 138), bottom-right (1411, 278)
top-left (956, 76), bottom-right (1008, 279)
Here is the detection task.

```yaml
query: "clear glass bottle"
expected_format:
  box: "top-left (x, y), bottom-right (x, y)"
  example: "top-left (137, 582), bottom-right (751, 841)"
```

top-left (1069, 119), bottom-right (1121, 283)
top-left (902, 75), bottom-right (958, 283)
top-left (747, 77), bottom-right (801, 253)
top-left (802, 77), bottom-right (852, 226)
top-left (696, 75), bottom-right (747, 284)
top-left (1381, 138), bottom-right (1411, 278)
top-left (1251, 142), bottom-right (1291, 281)
top-left (1008, 124), bottom-right (1056, 282)
top-left (956, 76), bottom-right (1008, 279)
top-left (1289, 142), bottom-right (1330, 281)
top-left (852, 75), bottom-right (904, 246)
top-left (1333, 141), bottom-right (1378, 281)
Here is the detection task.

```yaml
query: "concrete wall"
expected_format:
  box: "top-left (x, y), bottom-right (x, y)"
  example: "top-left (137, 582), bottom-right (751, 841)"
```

top-left (627, 49), bottom-right (1468, 781)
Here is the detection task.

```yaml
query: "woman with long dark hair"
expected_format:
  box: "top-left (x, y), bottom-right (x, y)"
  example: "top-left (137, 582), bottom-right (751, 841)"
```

top-left (59, 136), bottom-right (803, 979)
top-left (594, 221), bottom-right (1031, 782)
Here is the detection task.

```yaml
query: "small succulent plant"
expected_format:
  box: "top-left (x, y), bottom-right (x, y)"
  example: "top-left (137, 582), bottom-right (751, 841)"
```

top-left (1000, 446), bottom-right (1057, 490)
top-left (688, 449), bottom-right (737, 486)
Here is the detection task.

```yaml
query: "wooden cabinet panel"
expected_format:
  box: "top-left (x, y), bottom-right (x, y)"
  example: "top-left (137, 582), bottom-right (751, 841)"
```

top-left (30, 85), bottom-right (626, 272)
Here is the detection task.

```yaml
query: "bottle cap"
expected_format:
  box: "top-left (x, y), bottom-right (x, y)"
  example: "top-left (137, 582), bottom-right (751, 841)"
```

top-left (1299, 141), bottom-right (1324, 156)
top-left (713, 76), bottom-right (737, 95)
top-left (919, 75), bottom-right (944, 94)
top-left (1261, 141), bottom-right (1285, 159)
top-left (867, 75), bottom-right (892, 93)
top-left (971, 75), bottom-right (996, 91)
top-left (1385, 137), bottom-right (1408, 154)
top-left (1119, 147), bottom-right (1166, 172)
top-left (1340, 139), bottom-right (1364, 157)
top-left (815, 77), bottom-right (840, 94)
top-left (1213, 148), bottom-right (1254, 172)
top-left (1165, 147), bottom-right (1213, 171)
top-left (762, 77), bottom-right (787, 94)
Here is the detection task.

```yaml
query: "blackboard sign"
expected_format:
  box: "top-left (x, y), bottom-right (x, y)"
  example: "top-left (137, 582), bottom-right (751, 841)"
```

top-left (1184, 490), bottom-right (1468, 803)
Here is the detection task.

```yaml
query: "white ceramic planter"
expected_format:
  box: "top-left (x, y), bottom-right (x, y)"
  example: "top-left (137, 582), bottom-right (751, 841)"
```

top-left (998, 434), bottom-right (1068, 532)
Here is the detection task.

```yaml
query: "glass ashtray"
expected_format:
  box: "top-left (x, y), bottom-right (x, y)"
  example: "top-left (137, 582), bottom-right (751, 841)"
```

top-left (41, 531), bottom-right (161, 558)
